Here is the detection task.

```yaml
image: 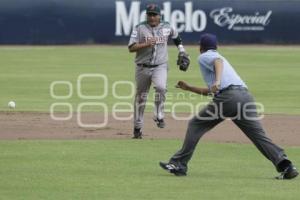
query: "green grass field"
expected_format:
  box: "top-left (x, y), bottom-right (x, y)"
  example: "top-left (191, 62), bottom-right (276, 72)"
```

top-left (0, 46), bottom-right (299, 199)
top-left (0, 140), bottom-right (299, 200)
top-left (0, 45), bottom-right (300, 113)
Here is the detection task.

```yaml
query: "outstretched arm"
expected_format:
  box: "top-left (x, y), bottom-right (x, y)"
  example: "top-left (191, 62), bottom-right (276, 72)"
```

top-left (172, 34), bottom-right (190, 71)
top-left (172, 35), bottom-right (185, 52)
top-left (176, 81), bottom-right (210, 96)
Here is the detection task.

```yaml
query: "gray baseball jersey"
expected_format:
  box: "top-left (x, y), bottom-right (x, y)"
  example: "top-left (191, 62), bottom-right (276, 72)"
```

top-left (128, 21), bottom-right (179, 65)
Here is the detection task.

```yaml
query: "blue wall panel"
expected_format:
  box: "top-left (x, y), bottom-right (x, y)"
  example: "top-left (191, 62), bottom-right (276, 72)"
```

top-left (0, 0), bottom-right (299, 44)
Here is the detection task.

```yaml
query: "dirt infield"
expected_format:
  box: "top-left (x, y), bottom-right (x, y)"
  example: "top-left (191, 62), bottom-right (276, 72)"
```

top-left (0, 111), bottom-right (299, 146)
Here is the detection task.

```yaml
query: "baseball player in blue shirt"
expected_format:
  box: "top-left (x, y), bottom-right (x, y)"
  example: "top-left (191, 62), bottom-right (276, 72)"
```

top-left (159, 33), bottom-right (298, 180)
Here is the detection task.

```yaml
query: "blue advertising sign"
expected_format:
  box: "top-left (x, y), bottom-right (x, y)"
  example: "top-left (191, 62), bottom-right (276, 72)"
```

top-left (0, 0), bottom-right (299, 44)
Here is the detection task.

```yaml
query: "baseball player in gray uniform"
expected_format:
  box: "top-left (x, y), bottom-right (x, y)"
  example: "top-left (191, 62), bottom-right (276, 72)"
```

top-left (128, 4), bottom-right (190, 139)
top-left (159, 33), bottom-right (298, 180)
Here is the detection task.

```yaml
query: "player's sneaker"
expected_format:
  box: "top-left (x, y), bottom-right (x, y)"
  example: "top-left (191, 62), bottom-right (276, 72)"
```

top-left (154, 118), bottom-right (165, 128)
top-left (275, 164), bottom-right (298, 180)
top-left (159, 161), bottom-right (187, 176)
top-left (132, 128), bottom-right (142, 139)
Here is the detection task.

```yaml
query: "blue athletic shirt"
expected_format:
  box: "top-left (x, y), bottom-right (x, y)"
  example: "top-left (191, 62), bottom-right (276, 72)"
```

top-left (198, 50), bottom-right (247, 91)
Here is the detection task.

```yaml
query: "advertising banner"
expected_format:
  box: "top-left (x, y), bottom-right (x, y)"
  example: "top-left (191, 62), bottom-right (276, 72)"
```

top-left (0, 0), bottom-right (299, 44)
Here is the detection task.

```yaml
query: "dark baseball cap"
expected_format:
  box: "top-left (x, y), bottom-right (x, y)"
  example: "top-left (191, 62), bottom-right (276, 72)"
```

top-left (199, 33), bottom-right (218, 50)
top-left (146, 4), bottom-right (161, 15)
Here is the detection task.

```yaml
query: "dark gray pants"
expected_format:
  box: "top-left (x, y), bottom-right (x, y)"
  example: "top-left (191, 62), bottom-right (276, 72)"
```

top-left (169, 88), bottom-right (290, 173)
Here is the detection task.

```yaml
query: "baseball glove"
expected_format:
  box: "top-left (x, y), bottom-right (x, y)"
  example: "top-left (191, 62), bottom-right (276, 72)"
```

top-left (177, 51), bottom-right (190, 71)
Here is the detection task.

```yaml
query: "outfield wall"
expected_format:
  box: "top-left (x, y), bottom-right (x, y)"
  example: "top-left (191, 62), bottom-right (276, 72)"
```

top-left (0, 0), bottom-right (299, 44)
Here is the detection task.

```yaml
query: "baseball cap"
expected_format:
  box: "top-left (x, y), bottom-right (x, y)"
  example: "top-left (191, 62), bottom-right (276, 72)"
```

top-left (146, 4), bottom-right (161, 15)
top-left (199, 33), bottom-right (218, 50)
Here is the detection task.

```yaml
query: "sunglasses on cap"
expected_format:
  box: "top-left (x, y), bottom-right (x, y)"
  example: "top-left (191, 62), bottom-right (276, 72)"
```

top-left (147, 12), bottom-right (159, 16)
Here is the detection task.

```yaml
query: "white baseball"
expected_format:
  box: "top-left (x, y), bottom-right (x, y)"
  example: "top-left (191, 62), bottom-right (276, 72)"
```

top-left (8, 101), bottom-right (16, 109)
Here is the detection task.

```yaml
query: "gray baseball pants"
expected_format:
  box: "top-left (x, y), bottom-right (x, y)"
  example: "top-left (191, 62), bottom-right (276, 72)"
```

top-left (134, 63), bottom-right (168, 129)
top-left (169, 87), bottom-right (291, 173)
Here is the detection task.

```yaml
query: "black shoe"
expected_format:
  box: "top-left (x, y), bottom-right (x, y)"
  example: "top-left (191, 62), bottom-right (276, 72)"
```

top-left (159, 161), bottom-right (186, 176)
top-left (132, 128), bottom-right (142, 139)
top-left (154, 118), bottom-right (165, 128)
top-left (275, 164), bottom-right (299, 180)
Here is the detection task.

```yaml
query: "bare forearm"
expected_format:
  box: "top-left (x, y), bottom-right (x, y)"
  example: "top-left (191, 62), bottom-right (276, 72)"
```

top-left (186, 85), bottom-right (210, 96)
top-left (214, 58), bottom-right (223, 82)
